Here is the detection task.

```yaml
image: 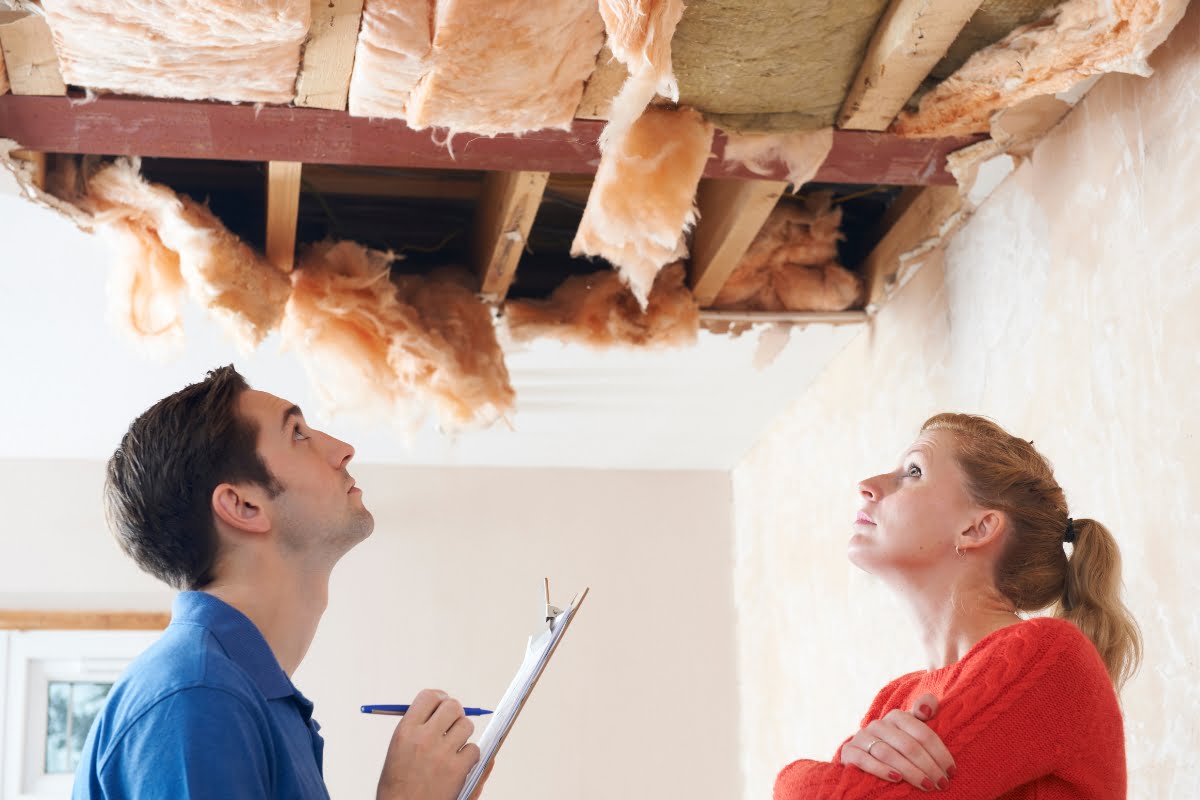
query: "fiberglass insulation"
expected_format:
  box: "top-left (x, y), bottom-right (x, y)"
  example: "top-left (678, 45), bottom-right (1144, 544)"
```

top-left (712, 194), bottom-right (863, 312)
top-left (84, 159), bottom-right (292, 352)
top-left (41, 0), bottom-right (310, 104)
top-left (503, 262), bottom-right (699, 349)
top-left (572, 106), bottom-right (714, 309)
top-left (281, 241), bottom-right (515, 432)
top-left (348, 0), bottom-right (433, 118)
top-left (894, 0), bottom-right (1189, 136)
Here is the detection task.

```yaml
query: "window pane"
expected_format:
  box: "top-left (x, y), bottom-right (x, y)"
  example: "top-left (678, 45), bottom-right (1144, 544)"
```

top-left (45, 682), bottom-right (71, 774)
top-left (45, 681), bottom-right (114, 774)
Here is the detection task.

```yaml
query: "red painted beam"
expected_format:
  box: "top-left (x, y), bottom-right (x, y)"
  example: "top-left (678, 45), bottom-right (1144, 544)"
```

top-left (0, 94), bottom-right (982, 186)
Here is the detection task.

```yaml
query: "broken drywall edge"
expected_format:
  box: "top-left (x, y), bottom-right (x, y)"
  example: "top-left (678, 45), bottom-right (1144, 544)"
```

top-left (0, 141), bottom-right (93, 229)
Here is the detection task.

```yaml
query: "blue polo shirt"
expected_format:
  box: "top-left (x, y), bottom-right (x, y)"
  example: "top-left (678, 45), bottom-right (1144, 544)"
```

top-left (73, 592), bottom-right (330, 799)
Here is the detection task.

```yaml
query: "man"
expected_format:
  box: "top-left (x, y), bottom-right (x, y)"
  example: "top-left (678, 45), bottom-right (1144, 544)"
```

top-left (73, 365), bottom-right (490, 799)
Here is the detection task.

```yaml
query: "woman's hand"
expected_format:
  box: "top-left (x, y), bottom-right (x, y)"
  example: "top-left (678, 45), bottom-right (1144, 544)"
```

top-left (841, 693), bottom-right (956, 792)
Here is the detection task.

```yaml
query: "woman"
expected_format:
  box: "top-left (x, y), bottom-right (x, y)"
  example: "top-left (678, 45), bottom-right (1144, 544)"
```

top-left (775, 414), bottom-right (1141, 798)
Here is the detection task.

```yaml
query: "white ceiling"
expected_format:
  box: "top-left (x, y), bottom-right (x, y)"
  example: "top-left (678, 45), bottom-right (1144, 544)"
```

top-left (0, 190), bottom-right (862, 471)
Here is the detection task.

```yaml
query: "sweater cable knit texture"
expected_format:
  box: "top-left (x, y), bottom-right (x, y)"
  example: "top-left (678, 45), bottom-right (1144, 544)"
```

top-left (774, 617), bottom-right (1126, 799)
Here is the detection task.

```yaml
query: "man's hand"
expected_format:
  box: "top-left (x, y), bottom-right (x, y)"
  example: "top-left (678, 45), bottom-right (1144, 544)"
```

top-left (841, 693), bottom-right (956, 792)
top-left (376, 689), bottom-right (485, 800)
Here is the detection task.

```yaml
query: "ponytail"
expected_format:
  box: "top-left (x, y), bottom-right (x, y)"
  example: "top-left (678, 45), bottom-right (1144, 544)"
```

top-left (1055, 518), bottom-right (1143, 690)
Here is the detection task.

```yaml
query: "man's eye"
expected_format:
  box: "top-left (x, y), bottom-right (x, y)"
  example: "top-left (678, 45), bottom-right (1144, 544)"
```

top-left (293, 426), bottom-right (309, 441)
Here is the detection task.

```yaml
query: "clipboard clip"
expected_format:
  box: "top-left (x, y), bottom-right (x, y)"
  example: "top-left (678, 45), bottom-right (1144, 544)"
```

top-left (544, 578), bottom-right (562, 626)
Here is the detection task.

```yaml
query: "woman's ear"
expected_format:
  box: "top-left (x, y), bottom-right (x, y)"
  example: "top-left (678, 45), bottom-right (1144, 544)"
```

top-left (211, 483), bottom-right (271, 535)
top-left (963, 509), bottom-right (1006, 549)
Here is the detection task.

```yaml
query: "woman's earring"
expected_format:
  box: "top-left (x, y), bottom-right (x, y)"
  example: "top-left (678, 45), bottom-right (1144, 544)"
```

top-left (955, 544), bottom-right (964, 557)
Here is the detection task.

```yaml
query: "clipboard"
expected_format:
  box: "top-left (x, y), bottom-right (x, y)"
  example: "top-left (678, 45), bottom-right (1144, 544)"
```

top-left (457, 579), bottom-right (589, 800)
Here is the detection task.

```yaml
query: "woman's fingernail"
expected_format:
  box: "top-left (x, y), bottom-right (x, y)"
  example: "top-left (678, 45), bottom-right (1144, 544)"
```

top-left (919, 704), bottom-right (932, 717)
top-left (922, 778), bottom-right (935, 791)
top-left (938, 777), bottom-right (949, 790)
top-left (947, 765), bottom-right (957, 779)
top-left (888, 771), bottom-right (902, 782)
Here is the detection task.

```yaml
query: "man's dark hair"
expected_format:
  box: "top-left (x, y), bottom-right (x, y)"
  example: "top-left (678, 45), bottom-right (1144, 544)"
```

top-left (104, 365), bottom-right (282, 590)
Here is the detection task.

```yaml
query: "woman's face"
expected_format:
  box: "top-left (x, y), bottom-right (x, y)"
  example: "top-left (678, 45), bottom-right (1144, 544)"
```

top-left (849, 429), bottom-right (978, 576)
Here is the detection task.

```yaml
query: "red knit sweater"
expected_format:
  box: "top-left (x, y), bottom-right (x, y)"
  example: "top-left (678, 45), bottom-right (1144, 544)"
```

top-left (774, 617), bottom-right (1126, 799)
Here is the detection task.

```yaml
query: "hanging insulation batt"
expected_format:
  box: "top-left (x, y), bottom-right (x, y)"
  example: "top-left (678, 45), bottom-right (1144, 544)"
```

top-left (282, 241), bottom-right (514, 431)
top-left (40, 0), bottom-right (310, 104)
top-left (83, 159), bottom-right (292, 351)
top-left (504, 263), bottom-right (698, 349)
top-left (401, 0), bottom-right (604, 134)
top-left (572, 106), bottom-right (714, 308)
top-left (894, 0), bottom-right (1189, 136)
top-left (596, 0), bottom-right (685, 146)
top-left (712, 195), bottom-right (863, 312)
top-left (722, 129), bottom-right (834, 190)
top-left (347, 0), bottom-right (433, 118)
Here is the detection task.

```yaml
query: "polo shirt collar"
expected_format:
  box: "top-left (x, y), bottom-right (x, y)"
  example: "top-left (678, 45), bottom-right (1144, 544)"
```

top-left (171, 591), bottom-right (296, 700)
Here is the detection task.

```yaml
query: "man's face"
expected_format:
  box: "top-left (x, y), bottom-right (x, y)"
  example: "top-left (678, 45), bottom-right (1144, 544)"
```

top-left (238, 389), bottom-right (374, 562)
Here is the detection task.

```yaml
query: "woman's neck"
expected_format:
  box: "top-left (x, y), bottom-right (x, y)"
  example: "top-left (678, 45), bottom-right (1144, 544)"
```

top-left (897, 571), bottom-right (1022, 670)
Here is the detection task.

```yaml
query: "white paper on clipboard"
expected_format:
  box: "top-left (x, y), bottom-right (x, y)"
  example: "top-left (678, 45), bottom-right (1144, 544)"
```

top-left (457, 584), bottom-right (588, 800)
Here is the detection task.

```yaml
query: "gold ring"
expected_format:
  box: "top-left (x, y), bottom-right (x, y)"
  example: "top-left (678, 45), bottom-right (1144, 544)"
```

top-left (865, 739), bottom-right (883, 757)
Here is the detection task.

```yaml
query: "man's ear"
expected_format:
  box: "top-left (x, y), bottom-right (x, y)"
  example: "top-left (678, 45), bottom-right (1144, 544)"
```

top-left (212, 483), bottom-right (272, 535)
top-left (961, 509), bottom-right (1007, 551)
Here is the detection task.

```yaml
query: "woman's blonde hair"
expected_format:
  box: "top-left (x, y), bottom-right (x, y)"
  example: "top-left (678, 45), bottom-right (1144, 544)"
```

top-left (922, 413), bottom-right (1142, 690)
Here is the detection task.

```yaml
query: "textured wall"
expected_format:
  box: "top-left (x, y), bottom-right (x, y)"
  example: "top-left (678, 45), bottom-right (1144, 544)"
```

top-left (731, 4), bottom-right (1200, 798)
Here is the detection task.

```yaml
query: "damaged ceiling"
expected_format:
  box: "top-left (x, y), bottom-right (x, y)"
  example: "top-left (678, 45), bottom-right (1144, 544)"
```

top-left (0, 0), bottom-right (1188, 464)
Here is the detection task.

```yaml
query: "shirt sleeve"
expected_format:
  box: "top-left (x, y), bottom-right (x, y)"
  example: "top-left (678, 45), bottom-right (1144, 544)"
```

top-left (97, 687), bottom-right (274, 799)
top-left (773, 621), bottom-right (1116, 799)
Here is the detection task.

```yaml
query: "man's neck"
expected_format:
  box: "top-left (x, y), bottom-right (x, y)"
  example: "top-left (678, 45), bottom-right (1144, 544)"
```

top-left (204, 561), bottom-right (331, 677)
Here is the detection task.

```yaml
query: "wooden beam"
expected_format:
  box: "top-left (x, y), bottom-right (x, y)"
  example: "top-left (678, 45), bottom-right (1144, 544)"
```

top-left (302, 165), bottom-right (482, 200)
top-left (266, 161), bottom-right (303, 272)
top-left (862, 185), bottom-right (961, 308)
top-left (0, 12), bottom-right (67, 96)
top-left (472, 170), bottom-right (549, 301)
top-left (294, 0), bottom-right (364, 110)
top-left (0, 94), bottom-right (983, 186)
top-left (838, 0), bottom-right (985, 131)
top-left (689, 178), bottom-right (788, 307)
top-left (0, 610), bottom-right (170, 631)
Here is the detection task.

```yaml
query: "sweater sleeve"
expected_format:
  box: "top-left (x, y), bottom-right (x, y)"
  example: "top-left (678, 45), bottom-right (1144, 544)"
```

top-left (774, 619), bottom-right (1119, 800)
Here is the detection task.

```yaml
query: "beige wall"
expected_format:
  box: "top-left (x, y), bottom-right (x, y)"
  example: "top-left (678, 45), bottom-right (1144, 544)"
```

top-left (0, 460), bottom-right (740, 800)
top-left (731, 6), bottom-right (1200, 799)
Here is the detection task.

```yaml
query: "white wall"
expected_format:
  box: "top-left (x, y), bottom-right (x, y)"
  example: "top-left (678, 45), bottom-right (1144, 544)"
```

top-left (0, 460), bottom-right (741, 800)
top-left (730, 5), bottom-right (1200, 798)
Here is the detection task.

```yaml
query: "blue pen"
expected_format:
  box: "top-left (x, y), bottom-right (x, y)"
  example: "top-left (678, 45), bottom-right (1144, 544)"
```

top-left (361, 704), bottom-right (493, 716)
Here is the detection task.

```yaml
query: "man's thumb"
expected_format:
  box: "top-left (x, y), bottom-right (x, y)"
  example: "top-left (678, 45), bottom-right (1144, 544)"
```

top-left (911, 693), bottom-right (939, 722)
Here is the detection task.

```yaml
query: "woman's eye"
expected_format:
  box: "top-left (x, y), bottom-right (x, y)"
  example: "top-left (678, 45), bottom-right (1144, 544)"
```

top-left (906, 463), bottom-right (922, 477)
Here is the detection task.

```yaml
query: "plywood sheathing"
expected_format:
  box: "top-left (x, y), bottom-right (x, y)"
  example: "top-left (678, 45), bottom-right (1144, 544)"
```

top-left (80, 159), bottom-right (292, 354)
top-left (294, 0), bottom-right (365, 110)
top-left (409, 0), bottom-right (604, 135)
top-left (282, 241), bottom-right (514, 432)
top-left (347, 0), bottom-right (432, 118)
top-left (503, 263), bottom-right (699, 349)
top-left (40, 0), bottom-right (309, 104)
top-left (575, 45), bottom-right (629, 120)
top-left (894, 0), bottom-right (1190, 136)
top-left (0, 12), bottom-right (66, 96)
top-left (572, 107), bottom-right (714, 308)
top-left (711, 195), bottom-right (864, 313)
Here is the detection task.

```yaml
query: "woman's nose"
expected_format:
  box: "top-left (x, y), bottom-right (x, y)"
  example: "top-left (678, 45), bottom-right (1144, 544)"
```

top-left (858, 477), bottom-right (880, 501)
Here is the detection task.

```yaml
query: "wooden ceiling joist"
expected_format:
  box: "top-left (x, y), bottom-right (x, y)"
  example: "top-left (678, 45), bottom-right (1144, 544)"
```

top-left (266, 160), bottom-right (303, 272)
top-left (689, 178), bottom-right (788, 307)
top-left (838, 0), bottom-right (986, 131)
top-left (294, 0), bottom-right (364, 110)
top-left (472, 170), bottom-right (549, 302)
top-left (0, 95), bottom-right (981, 186)
top-left (862, 185), bottom-right (961, 308)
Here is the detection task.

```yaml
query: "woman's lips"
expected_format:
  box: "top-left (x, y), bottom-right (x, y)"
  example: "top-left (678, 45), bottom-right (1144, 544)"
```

top-left (855, 510), bottom-right (875, 525)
